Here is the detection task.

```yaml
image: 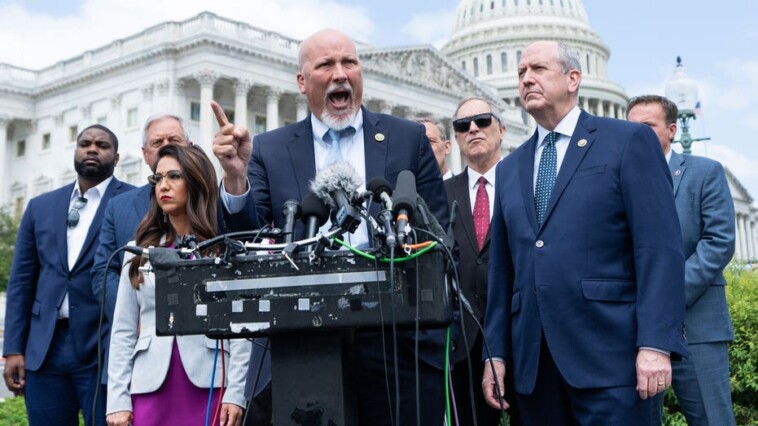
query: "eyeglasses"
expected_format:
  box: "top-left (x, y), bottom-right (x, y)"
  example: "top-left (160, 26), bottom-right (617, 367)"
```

top-left (148, 170), bottom-right (183, 186)
top-left (67, 197), bottom-right (88, 228)
top-left (452, 113), bottom-right (499, 133)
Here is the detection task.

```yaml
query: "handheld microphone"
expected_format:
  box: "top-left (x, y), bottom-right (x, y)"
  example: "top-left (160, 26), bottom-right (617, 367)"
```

top-left (281, 199), bottom-right (302, 244)
top-left (392, 170), bottom-right (417, 247)
top-left (367, 177), bottom-right (397, 248)
top-left (310, 162), bottom-right (363, 233)
top-left (301, 192), bottom-right (331, 239)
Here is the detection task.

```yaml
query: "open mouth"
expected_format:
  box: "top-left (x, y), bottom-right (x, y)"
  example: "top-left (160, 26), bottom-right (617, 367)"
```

top-left (327, 88), bottom-right (352, 110)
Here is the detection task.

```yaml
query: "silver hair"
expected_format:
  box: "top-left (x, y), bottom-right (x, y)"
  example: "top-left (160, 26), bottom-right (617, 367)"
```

top-left (415, 118), bottom-right (448, 141)
top-left (556, 42), bottom-right (582, 74)
top-left (453, 96), bottom-right (504, 125)
top-left (142, 114), bottom-right (191, 147)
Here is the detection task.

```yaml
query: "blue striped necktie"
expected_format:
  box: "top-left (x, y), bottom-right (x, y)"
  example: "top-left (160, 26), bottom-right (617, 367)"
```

top-left (535, 131), bottom-right (559, 226)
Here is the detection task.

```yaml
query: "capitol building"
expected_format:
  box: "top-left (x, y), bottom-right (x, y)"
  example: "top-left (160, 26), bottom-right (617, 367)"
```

top-left (0, 0), bottom-right (756, 261)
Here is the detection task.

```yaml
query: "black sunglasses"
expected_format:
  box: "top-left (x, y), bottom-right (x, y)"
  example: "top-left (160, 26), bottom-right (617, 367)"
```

top-left (452, 112), bottom-right (499, 133)
top-left (148, 170), bottom-right (183, 186)
top-left (67, 197), bottom-right (88, 228)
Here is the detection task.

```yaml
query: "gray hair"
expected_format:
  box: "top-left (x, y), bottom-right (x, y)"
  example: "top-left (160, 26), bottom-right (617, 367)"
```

top-left (453, 96), bottom-right (504, 125)
top-left (415, 118), bottom-right (448, 141)
top-left (142, 114), bottom-right (191, 147)
top-left (556, 42), bottom-right (582, 74)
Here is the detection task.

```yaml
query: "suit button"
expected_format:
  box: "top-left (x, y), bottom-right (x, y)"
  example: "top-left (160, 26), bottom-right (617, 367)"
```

top-left (476, 259), bottom-right (483, 265)
top-left (535, 240), bottom-right (544, 248)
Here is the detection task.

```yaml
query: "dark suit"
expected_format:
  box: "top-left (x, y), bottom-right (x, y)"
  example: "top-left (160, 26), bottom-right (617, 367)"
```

top-left (445, 169), bottom-right (517, 425)
top-left (483, 111), bottom-right (688, 425)
top-left (246, 107), bottom-right (449, 425)
top-left (3, 178), bottom-right (133, 426)
top-left (91, 183), bottom-right (258, 384)
top-left (652, 151), bottom-right (736, 425)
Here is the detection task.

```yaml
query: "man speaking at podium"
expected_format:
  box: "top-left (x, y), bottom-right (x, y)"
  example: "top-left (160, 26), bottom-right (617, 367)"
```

top-left (213, 28), bottom-right (449, 425)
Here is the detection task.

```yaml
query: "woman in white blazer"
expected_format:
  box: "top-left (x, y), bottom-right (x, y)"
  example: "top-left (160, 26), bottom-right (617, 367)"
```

top-left (106, 144), bottom-right (250, 426)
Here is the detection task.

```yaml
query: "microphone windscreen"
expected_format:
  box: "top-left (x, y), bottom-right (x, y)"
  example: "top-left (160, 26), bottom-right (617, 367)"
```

top-left (310, 162), bottom-right (363, 208)
top-left (300, 192), bottom-right (330, 226)
top-left (366, 177), bottom-right (393, 203)
top-left (392, 170), bottom-right (417, 217)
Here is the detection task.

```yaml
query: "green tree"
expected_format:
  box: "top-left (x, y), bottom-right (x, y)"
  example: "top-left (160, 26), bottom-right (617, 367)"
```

top-left (0, 206), bottom-right (19, 293)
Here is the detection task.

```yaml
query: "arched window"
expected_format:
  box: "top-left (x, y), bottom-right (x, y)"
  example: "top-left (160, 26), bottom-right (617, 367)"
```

top-left (462, 60), bottom-right (467, 71)
top-left (473, 57), bottom-right (480, 77)
top-left (501, 52), bottom-right (508, 72)
top-left (517, 50), bottom-right (522, 64)
top-left (586, 54), bottom-right (591, 74)
top-left (486, 55), bottom-right (493, 75)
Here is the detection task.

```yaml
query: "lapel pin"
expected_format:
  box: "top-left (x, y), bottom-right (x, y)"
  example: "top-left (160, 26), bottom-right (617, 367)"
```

top-left (577, 139), bottom-right (587, 147)
top-left (375, 133), bottom-right (385, 142)
top-left (675, 169), bottom-right (681, 176)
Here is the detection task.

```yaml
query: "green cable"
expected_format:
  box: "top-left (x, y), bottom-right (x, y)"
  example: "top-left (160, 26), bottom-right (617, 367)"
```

top-left (333, 238), bottom-right (438, 263)
top-left (445, 326), bottom-right (452, 425)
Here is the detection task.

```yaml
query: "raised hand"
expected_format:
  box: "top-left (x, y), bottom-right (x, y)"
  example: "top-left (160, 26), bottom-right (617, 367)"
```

top-left (211, 100), bottom-right (251, 195)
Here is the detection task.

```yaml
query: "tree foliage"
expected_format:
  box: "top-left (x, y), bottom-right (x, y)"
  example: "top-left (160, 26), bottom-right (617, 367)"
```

top-left (0, 206), bottom-right (19, 293)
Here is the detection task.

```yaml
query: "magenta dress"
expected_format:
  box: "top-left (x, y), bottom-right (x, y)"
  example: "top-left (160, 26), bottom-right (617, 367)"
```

top-left (132, 340), bottom-right (222, 425)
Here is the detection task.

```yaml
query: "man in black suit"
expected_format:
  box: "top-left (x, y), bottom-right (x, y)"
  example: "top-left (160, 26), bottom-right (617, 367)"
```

top-left (445, 97), bottom-right (519, 425)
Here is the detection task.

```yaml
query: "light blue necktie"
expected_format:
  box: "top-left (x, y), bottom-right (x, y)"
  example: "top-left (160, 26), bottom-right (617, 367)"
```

top-left (324, 127), bottom-right (356, 165)
top-left (535, 131), bottom-right (559, 226)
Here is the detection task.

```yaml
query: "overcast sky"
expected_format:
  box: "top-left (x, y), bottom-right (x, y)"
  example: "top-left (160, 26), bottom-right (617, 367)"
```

top-left (2, 0), bottom-right (757, 202)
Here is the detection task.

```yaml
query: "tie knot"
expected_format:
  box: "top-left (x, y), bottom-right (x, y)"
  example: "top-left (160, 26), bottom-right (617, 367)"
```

top-left (545, 131), bottom-right (559, 146)
top-left (325, 127), bottom-right (355, 145)
top-left (478, 176), bottom-right (487, 187)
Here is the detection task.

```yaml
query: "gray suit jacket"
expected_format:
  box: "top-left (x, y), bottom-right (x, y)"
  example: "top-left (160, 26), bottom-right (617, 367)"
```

top-left (669, 151), bottom-right (735, 344)
top-left (107, 249), bottom-right (251, 415)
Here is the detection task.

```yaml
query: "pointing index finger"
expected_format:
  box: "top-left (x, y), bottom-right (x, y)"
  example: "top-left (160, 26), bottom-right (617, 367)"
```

top-left (211, 100), bottom-right (230, 127)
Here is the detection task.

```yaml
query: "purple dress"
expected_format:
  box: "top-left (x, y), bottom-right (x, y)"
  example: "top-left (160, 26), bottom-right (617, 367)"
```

top-left (132, 340), bottom-right (222, 425)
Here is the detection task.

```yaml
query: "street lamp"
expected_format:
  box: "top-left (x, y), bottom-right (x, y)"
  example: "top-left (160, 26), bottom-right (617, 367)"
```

top-left (665, 56), bottom-right (710, 154)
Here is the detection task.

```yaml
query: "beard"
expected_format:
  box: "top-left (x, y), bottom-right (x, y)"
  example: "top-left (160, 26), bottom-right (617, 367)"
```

top-left (74, 158), bottom-right (115, 180)
top-left (319, 82), bottom-right (358, 130)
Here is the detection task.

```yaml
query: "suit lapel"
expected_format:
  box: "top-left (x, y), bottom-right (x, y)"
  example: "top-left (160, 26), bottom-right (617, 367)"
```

top-left (71, 179), bottom-right (121, 272)
top-left (56, 184), bottom-right (75, 273)
top-left (363, 108), bottom-right (388, 185)
top-left (287, 118), bottom-right (317, 201)
top-left (541, 111), bottom-right (596, 229)
top-left (669, 151), bottom-right (686, 196)
top-left (519, 132), bottom-right (539, 234)
top-left (451, 170), bottom-right (479, 254)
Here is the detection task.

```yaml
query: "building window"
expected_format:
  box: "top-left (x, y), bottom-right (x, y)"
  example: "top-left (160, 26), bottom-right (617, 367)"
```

top-left (473, 57), bottom-right (479, 77)
top-left (190, 102), bottom-right (201, 121)
top-left (224, 109), bottom-right (235, 124)
top-left (14, 196), bottom-right (25, 219)
top-left (501, 52), bottom-right (508, 72)
top-left (254, 116), bottom-right (267, 135)
top-left (462, 60), bottom-right (467, 71)
top-left (126, 108), bottom-right (138, 128)
top-left (68, 125), bottom-right (78, 143)
top-left (517, 50), bottom-right (522, 64)
top-left (42, 133), bottom-right (51, 151)
top-left (486, 54), bottom-right (493, 75)
top-left (491, 1), bottom-right (495, 9)
top-left (586, 54), bottom-right (591, 74)
top-left (16, 140), bottom-right (26, 157)
top-left (97, 116), bottom-right (107, 125)
top-left (480, 3), bottom-right (484, 12)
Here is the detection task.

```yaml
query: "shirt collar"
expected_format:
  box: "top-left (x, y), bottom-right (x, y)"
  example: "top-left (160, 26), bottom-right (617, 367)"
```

top-left (466, 164), bottom-right (497, 190)
top-left (536, 105), bottom-right (581, 146)
top-left (70, 176), bottom-right (113, 201)
top-left (311, 110), bottom-right (364, 146)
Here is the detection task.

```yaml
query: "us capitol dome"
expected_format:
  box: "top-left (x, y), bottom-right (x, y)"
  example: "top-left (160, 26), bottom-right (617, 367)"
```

top-left (442, 0), bottom-right (629, 124)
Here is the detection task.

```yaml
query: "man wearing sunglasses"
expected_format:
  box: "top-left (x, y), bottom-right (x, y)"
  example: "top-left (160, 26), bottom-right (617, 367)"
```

top-left (445, 97), bottom-right (520, 425)
top-left (481, 41), bottom-right (687, 425)
top-left (3, 125), bottom-right (134, 425)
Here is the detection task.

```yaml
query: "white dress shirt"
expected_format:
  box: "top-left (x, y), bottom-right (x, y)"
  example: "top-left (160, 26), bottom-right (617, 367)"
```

top-left (532, 105), bottom-right (581, 192)
top-left (466, 166), bottom-right (497, 221)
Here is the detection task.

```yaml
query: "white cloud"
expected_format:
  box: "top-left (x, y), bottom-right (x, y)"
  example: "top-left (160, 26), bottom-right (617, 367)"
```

top-left (400, 10), bottom-right (456, 49)
top-left (0, 0), bottom-right (376, 69)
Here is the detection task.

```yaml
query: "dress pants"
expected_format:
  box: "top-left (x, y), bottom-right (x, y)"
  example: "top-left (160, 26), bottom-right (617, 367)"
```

top-left (24, 319), bottom-right (106, 426)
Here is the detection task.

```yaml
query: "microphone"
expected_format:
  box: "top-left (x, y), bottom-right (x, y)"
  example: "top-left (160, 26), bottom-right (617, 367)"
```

top-left (392, 170), bottom-right (417, 248)
top-left (310, 162), bottom-right (363, 234)
top-left (301, 192), bottom-right (331, 239)
top-left (367, 177), bottom-right (396, 248)
top-left (281, 199), bottom-right (302, 244)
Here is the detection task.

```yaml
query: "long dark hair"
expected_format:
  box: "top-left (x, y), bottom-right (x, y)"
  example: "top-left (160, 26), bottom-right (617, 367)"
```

top-left (128, 144), bottom-right (218, 288)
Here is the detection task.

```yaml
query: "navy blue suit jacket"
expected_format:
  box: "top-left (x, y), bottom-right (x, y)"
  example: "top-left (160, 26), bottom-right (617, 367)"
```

top-left (483, 111), bottom-right (688, 394)
top-left (246, 107), bottom-right (449, 395)
top-left (3, 178), bottom-right (134, 371)
top-left (669, 151), bottom-right (735, 344)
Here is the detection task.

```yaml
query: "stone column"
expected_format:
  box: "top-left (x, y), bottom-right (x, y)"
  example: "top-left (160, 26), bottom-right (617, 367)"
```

top-left (265, 88), bottom-right (281, 131)
top-left (0, 115), bottom-right (9, 204)
top-left (749, 218), bottom-right (757, 260)
top-left (233, 79), bottom-right (253, 129)
top-left (194, 69), bottom-right (219, 152)
top-left (582, 97), bottom-right (589, 112)
top-left (296, 95), bottom-right (309, 121)
top-left (735, 213), bottom-right (745, 261)
top-left (155, 79), bottom-right (171, 112)
top-left (173, 79), bottom-right (187, 115)
top-left (742, 215), bottom-right (752, 261)
top-left (378, 100), bottom-right (394, 116)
